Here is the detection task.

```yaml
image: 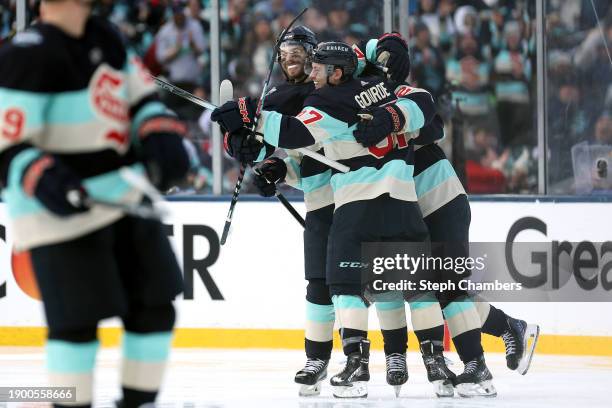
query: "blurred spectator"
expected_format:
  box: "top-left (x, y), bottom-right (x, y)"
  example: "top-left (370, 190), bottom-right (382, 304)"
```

top-left (594, 111), bottom-right (612, 144)
top-left (418, 0), bottom-right (455, 51)
top-left (574, 12), bottom-right (612, 112)
top-left (492, 20), bottom-right (532, 147)
top-left (241, 15), bottom-right (275, 90)
top-left (446, 32), bottom-right (493, 118)
top-left (155, 1), bottom-right (205, 92)
top-left (548, 75), bottom-right (592, 189)
top-left (303, 7), bottom-right (327, 34)
top-left (465, 125), bottom-right (507, 193)
top-left (320, 2), bottom-right (350, 41)
top-left (410, 21), bottom-right (446, 99)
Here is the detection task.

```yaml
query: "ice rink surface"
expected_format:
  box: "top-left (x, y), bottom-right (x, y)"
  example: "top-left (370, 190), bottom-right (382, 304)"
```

top-left (1, 347), bottom-right (611, 407)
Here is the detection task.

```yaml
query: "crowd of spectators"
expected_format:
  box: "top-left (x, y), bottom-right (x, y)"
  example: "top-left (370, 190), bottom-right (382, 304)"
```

top-left (1, 0), bottom-right (611, 195)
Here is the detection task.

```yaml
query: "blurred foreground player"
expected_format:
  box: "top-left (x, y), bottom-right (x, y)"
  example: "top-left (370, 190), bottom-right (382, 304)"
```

top-left (0, 1), bottom-right (191, 407)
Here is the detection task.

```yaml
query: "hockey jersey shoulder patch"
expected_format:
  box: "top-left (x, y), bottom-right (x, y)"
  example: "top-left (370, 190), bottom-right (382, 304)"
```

top-left (394, 84), bottom-right (430, 97)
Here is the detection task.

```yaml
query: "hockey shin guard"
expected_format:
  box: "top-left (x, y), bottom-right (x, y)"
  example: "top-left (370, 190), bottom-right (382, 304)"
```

top-left (304, 279), bottom-right (334, 360)
top-left (443, 299), bottom-right (484, 363)
top-left (408, 293), bottom-right (445, 344)
top-left (305, 301), bottom-right (335, 360)
top-left (332, 295), bottom-right (368, 355)
top-left (374, 291), bottom-right (408, 355)
top-left (47, 330), bottom-right (99, 408)
top-left (120, 304), bottom-right (175, 408)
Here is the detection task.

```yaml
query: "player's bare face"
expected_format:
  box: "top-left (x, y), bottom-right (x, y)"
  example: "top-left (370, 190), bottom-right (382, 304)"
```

top-left (279, 44), bottom-right (307, 80)
top-left (309, 62), bottom-right (328, 89)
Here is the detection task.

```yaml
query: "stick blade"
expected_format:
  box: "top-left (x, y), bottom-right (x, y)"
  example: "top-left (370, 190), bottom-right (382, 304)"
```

top-left (220, 79), bottom-right (234, 104)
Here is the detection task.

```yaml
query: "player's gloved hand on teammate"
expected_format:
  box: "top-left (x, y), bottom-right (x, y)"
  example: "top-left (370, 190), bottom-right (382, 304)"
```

top-left (253, 157), bottom-right (287, 197)
top-left (211, 97), bottom-right (258, 134)
top-left (22, 154), bottom-right (89, 216)
top-left (138, 115), bottom-right (191, 191)
top-left (376, 32), bottom-right (410, 83)
top-left (354, 104), bottom-right (406, 147)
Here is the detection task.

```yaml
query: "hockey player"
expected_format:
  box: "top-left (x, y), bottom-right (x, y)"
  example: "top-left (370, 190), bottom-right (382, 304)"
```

top-left (235, 26), bottom-right (334, 397)
top-left (222, 27), bottom-right (418, 397)
top-left (213, 41), bottom-right (439, 398)
top-left (353, 42), bottom-right (540, 397)
top-left (0, 1), bottom-right (190, 407)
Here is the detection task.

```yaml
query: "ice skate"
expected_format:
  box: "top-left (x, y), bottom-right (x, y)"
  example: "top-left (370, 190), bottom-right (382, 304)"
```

top-left (385, 352), bottom-right (407, 397)
top-left (330, 339), bottom-right (370, 398)
top-left (295, 358), bottom-right (328, 396)
top-left (502, 317), bottom-right (540, 375)
top-left (455, 355), bottom-right (497, 397)
top-left (420, 340), bottom-right (456, 397)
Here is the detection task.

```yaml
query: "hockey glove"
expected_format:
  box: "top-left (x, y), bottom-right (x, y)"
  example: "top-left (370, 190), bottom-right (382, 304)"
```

top-left (253, 157), bottom-right (287, 197)
top-left (22, 154), bottom-right (89, 216)
top-left (223, 130), bottom-right (269, 165)
top-left (354, 105), bottom-right (406, 147)
top-left (376, 32), bottom-right (410, 83)
top-left (139, 115), bottom-right (191, 191)
top-left (211, 97), bottom-right (258, 134)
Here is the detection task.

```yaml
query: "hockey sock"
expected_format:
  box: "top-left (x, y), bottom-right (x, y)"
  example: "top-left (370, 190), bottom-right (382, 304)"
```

top-left (47, 337), bottom-right (99, 408)
top-left (332, 295), bottom-right (368, 355)
top-left (120, 331), bottom-right (173, 408)
top-left (305, 300), bottom-right (335, 360)
top-left (374, 291), bottom-right (408, 354)
top-left (408, 293), bottom-right (445, 344)
top-left (443, 300), bottom-right (484, 363)
top-left (477, 302), bottom-right (509, 337)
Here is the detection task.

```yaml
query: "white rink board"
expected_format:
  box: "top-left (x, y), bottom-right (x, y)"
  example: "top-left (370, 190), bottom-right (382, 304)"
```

top-left (0, 200), bottom-right (611, 336)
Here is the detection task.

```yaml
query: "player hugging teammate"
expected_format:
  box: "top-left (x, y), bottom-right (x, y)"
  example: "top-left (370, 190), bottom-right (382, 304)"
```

top-left (0, 1), bottom-right (191, 407)
top-left (213, 28), bottom-right (539, 399)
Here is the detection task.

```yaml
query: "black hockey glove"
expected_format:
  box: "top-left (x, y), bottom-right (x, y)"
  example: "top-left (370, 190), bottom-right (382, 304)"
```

top-left (211, 97), bottom-right (258, 134)
top-left (354, 105), bottom-right (406, 147)
top-left (22, 154), bottom-right (89, 216)
top-left (224, 130), bottom-right (270, 165)
top-left (139, 115), bottom-right (191, 191)
top-left (376, 32), bottom-right (410, 83)
top-left (252, 157), bottom-right (287, 197)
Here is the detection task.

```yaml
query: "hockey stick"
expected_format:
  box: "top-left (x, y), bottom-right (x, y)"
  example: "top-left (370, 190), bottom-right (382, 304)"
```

top-left (254, 168), bottom-right (305, 227)
top-left (219, 9), bottom-right (308, 245)
top-left (219, 79), bottom-right (238, 245)
top-left (153, 76), bottom-right (218, 111)
top-left (151, 75), bottom-right (349, 173)
top-left (66, 183), bottom-right (167, 221)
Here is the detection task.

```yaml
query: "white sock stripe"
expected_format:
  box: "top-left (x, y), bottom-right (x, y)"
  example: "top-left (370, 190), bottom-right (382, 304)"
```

top-left (121, 359), bottom-right (167, 392)
top-left (410, 304), bottom-right (445, 331)
top-left (445, 308), bottom-right (482, 337)
top-left (376, 307), bottom-right (408, 331)
top-left (305, 320), bottom-right (335, 342)
top-left (49, 372), bottom-right (93, 405)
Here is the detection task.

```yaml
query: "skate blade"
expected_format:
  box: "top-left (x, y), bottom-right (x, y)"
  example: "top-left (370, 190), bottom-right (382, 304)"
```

top-left (393, 385), bottom-right (401, 398)
top-left (518, 324), bottom-right (540, 375)
top-left (332, 382), bottom-right (368, 398)
top-left (456, 380), bottom-right (497, 398)
top-left (432, 380), bottom-right (454, 397)
top-left (299, 381), bottom-right (323, 397)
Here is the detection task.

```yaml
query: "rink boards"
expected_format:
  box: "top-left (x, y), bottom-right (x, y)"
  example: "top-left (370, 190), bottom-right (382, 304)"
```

top-left (0, 199), bottom-right (611, 356)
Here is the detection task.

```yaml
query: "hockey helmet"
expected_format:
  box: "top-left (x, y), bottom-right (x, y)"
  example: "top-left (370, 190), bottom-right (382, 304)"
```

top-left (311, 41), bottom-right (358, 78)
top-left (280, 26), bottom-right (317, 53)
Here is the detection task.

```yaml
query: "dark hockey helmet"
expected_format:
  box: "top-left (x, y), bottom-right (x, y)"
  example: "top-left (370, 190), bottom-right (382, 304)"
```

top-left (280, 26), bottom-right (317, 51)
top-left (277, 26), bottom-right (317, 66)
top-left (311, 41), bottom-right (358, 79)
